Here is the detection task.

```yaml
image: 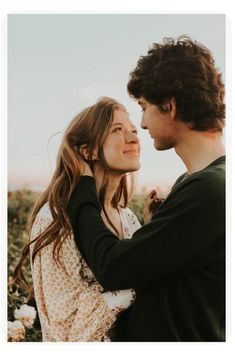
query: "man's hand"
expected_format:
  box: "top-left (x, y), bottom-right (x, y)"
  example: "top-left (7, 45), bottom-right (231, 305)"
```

top-left (143, 189), bottom-right (164, 224)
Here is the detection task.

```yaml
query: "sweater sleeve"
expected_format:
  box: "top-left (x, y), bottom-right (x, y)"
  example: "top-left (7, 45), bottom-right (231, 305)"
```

top-left (68, 175), bottom-right (225, 290)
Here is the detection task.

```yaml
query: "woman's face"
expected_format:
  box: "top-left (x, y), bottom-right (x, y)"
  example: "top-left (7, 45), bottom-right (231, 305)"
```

top-left (102, 108), bottom-right (141, 174)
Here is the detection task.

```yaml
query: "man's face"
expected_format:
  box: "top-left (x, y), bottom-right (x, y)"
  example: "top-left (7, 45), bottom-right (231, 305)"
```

top-left (138, 97), bottom-right (176, 151)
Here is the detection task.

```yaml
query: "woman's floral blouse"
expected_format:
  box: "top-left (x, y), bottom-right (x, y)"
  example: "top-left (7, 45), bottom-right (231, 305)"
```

top-left (30, 203), bottom-right (141, 342)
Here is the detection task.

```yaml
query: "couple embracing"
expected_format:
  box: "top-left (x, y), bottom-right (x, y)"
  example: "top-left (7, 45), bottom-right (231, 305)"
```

top-left (14, 36), bottom-right (225, 342)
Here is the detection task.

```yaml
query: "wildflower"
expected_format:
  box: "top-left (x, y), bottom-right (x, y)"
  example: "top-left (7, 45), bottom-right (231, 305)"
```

top-left (14, 304), bottom-right (37, 329)
top-left (8, 320), bottom-right (25, 341)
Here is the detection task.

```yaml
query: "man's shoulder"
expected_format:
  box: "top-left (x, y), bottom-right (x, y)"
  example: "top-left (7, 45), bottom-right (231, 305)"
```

top-left (174, 156), bottom-right (225, 190)
top-left (167, 157), bottom-right (225, 208)
top-left (196, 155), bottom-right (225, 190)
top-left (201, 155), bottom-right (225, 174)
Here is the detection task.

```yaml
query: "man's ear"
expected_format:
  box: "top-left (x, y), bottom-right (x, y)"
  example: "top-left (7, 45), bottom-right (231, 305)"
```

top-left (169, 98), bottom-right (177, 120)
top-left (161, 99), bottom-right (176, 118)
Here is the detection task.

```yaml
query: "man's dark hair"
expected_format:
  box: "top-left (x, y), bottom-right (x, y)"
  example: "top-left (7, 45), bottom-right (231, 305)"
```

top-left (127, 35), bottom-right (225, 132)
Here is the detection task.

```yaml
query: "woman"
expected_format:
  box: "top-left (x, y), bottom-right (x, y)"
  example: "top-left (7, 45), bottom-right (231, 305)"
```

top-left (13, 97), bottom-right (141, 341)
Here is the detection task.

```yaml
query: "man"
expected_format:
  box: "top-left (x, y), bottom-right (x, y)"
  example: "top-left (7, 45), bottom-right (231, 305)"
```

top-left (68, 36), bottom-right (225, 341)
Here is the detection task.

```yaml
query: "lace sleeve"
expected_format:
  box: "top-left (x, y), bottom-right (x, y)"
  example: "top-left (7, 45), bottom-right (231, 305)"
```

top-left (102, 289), bottom-right (136, 315)
top-left (30, 213), bottom-right (117, 342)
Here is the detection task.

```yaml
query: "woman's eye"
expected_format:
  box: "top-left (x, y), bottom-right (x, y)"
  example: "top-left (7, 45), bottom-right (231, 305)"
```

top-left (113, 127), bottom-right (123, 133)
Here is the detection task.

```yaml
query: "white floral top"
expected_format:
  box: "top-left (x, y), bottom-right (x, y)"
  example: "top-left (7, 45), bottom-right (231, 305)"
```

top-left (30, 203), bottom-right (141, 342)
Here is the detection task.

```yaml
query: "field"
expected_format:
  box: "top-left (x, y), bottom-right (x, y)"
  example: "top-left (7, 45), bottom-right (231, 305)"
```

top-left (7, 189), bottom-right (146, 341)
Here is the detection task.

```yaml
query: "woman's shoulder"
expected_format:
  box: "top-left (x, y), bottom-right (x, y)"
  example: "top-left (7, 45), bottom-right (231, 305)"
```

top-left (120, 206), bottom-right (136, 218)
top-left (31, 203), bottom-right (52, 238)
top-left (37, 202), bottom-right (53, 220)
top-left (120, 207), bottom-right (141, 227)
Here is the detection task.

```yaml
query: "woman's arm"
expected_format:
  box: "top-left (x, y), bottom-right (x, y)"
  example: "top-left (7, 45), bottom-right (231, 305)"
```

top-left (31, 214), bottom-right (135, 341)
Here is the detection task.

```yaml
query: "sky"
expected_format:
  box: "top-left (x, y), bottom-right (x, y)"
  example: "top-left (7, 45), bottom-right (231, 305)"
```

top-left (8, 14), bottom-right (225, 193)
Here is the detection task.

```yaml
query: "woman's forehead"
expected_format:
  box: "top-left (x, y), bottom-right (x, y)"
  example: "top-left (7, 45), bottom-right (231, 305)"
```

top-left (112, 109), bottom-right (135, 127)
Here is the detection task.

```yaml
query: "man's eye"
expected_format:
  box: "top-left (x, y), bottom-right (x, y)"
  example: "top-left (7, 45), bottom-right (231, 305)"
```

top-left (132, 130), bottom-right (138, 135)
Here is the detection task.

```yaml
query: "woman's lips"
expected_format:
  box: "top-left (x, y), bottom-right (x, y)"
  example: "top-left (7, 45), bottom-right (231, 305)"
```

top-left (123, 150), bottom-right (139, 156)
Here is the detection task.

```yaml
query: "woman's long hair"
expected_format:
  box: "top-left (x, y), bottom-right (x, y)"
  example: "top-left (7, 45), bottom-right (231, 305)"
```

top-left (13, 97), bottom-right (136, 297)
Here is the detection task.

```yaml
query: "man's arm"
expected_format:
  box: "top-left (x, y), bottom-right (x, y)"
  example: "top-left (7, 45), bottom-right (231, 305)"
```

top-left (68, 176), bottom-right (224, 290)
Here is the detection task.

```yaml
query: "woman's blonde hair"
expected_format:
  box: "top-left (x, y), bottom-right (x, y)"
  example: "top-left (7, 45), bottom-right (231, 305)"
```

top-left (13, 97), bottom-right (136, 297)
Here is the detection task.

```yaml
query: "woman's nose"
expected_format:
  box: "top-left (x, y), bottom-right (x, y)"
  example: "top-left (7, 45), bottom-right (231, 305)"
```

top-left (125, 130), bottom-right (139, 143)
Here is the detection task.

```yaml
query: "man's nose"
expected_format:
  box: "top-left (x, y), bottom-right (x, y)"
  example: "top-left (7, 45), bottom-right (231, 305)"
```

top-left (141, 116), bottom-right (147, 130)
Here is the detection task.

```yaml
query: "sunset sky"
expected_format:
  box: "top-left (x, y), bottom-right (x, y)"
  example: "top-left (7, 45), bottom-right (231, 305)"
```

top-left (8, 14), bottom-right (225, 193)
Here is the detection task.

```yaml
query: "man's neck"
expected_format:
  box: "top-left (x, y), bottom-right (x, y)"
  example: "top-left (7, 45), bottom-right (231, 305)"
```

top-left (175, 130), bottom-right (225, 175)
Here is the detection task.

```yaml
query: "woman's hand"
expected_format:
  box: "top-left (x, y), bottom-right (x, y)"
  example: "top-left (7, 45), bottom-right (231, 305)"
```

top-left (143, 189), bottom-right (164, 224)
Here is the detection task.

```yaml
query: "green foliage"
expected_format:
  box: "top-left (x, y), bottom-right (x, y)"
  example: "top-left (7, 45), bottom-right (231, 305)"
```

top-left (7, 189), bottom-right (146, 341)
top-left (8, 190), bottom-right (39, 278)
top-left (8, 190), bottom-right (42, 341)
top-left (128, 194), bottom-right (146, 225)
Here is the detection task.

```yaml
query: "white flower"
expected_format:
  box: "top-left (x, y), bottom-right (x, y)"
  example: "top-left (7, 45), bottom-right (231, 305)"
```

top-left (14, 304), bottom-right (37, 329)
top-left (8, 320), bottom-right (25, 341)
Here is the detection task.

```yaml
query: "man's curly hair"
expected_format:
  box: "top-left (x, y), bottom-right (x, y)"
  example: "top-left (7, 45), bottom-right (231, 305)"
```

top-left (127, 35), bottom-right (225, 132)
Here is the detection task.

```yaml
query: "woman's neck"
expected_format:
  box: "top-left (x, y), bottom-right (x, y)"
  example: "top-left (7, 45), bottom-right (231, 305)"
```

top-left (93, 170), bottom-right (123, 210)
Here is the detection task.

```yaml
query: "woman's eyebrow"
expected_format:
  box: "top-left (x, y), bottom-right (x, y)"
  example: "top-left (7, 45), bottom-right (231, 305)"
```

top-left (112, 122), bottom-right (137, 129)
top-left (111, 122), bottom-right (124, 126)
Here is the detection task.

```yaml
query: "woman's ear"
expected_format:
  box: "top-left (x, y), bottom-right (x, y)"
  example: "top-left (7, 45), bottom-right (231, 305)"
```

top-left (79, 145), bottom-right (99, 161)
top-left (79, 144), bottom-right (90, 161)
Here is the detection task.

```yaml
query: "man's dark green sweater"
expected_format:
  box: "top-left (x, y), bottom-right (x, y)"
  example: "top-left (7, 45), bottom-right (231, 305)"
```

top-left (68, 156), bottom-right (225, 341)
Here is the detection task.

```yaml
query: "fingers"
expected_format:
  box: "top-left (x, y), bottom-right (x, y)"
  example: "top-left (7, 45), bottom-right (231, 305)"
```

top-left (143, 188), bottom-right (165, 224)
top-left (150, 190), bottom-right (157, 199)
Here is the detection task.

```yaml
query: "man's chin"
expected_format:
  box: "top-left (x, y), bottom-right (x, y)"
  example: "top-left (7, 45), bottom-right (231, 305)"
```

top-left (153, 140), bottom-right (172, 151)
top-left (153, 140), bottom-right (159, 150)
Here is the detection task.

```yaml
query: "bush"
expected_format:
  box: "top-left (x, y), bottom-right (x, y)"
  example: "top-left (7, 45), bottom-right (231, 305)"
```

top-left (8, 190), bottom-right (42, 341)
top-left (128, 194), bottom-right (146, 225)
